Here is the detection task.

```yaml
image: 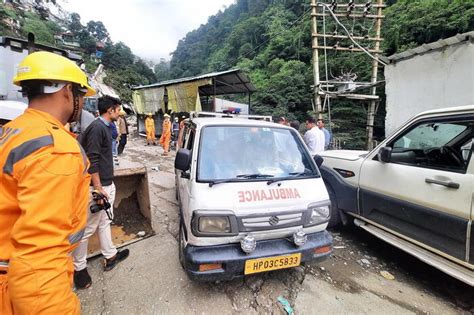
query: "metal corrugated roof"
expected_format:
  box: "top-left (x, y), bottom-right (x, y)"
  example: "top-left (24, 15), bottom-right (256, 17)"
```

top-left (132, 69), bottom-right (256, 95)
top-left (387, 31), bottom-right (474, 63)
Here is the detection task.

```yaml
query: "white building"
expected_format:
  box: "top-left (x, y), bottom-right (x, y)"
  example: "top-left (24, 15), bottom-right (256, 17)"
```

top-left (384, 31), bottom-right (474, 136)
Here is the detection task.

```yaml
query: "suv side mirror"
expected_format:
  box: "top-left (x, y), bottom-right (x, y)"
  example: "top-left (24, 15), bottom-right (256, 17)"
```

top-left (175, 148), bottom-right (192, 171)
top-left (313, 155), bottom-right (324, 168)
top-left (378, 147), bottom-right (392, 163)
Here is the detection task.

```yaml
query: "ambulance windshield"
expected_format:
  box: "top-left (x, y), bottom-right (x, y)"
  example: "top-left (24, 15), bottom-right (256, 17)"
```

top-left (197, 126), bottom-right (319, 182)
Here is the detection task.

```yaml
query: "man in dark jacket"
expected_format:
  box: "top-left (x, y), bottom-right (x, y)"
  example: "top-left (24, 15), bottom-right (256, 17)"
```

top-left (117, 109), bottom-right (129, 155)
top-left (72, 96), bottom-right (129, 289)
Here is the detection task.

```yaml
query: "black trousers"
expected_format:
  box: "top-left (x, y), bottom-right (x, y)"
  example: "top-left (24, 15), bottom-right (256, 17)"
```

top-left (118, 134), bottom-right (127, 155)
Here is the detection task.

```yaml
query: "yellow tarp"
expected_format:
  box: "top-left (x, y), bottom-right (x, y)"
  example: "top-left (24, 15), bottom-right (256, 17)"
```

top-left (132, 87), bottom-right (165, 114)
top-left (167, 79), bottom-right (210, 112)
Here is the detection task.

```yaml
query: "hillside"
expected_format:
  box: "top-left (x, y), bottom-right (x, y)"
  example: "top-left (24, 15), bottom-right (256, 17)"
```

top-left (163, 0), bottom-right (474, 148)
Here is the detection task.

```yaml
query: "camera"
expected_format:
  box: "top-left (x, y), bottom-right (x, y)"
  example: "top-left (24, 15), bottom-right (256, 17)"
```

top-left (90, 191), bottom-right (111, 213)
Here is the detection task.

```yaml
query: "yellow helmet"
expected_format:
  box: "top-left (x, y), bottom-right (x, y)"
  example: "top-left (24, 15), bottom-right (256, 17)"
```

top-left (164, 113), bottom-right (170, 118)
top-left (13, 51), bottom-right (96, 96)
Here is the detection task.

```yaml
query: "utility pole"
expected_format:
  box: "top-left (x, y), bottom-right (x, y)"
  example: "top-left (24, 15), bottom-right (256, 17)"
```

top-left (311, 0), bottom-right (385, 150)
top-left (311, 0), bottom-right (322, 119)
top-left (366, 0), bottom-right (383, 150)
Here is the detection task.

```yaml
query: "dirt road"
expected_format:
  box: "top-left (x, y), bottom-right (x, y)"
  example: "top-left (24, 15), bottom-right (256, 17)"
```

top-left (77, 134), bottom-right (473, 314)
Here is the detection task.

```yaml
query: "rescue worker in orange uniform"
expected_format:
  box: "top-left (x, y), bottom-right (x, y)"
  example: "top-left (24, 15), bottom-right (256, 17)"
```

top-left (159, 113), bottom-right (172, 156)
top-left (0, 51), bottom-right (95, 314)
top-left (145, 113), bottom-right (156, 145)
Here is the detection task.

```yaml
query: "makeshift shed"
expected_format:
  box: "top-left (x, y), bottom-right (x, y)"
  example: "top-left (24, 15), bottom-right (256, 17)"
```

top-left (131, 69), bottom-right (256, 136)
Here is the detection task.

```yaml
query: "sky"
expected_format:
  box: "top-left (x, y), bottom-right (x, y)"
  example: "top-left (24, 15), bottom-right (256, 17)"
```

top-left (59, 0), bottom-right (236, 63)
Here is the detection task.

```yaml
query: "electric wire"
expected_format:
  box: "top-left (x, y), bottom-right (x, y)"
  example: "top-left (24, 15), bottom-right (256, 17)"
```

top-left (317, 2), bottom-right (388, 66)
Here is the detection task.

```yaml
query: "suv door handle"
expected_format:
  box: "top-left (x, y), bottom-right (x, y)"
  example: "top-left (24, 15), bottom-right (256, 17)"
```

top-left (425, 178), bottom-right (460, 189)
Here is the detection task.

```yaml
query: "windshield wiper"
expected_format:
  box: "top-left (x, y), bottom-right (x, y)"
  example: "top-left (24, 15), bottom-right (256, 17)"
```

top-left (236, 174), bottom-right (274, 179)
top-left (208, 179), bottom-right (240, 187)
top-left (266, 171), bottom-right (315, 185)
top-left (208, 174), bottom-right (275, 187)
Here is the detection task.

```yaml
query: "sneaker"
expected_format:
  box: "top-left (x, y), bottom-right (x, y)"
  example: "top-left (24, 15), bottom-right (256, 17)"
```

top-left (74, 268), bottom-right (92, 289)
top-left (103, 249), bottom-right (130, 271)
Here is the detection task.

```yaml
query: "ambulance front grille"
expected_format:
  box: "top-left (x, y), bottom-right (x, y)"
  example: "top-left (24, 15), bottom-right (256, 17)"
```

top-left (238, 210), bottom-right (306, 232)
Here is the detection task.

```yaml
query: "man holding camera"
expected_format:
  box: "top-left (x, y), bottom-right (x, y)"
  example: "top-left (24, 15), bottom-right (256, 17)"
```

top-left (73, 96), bottom-right (129, 289)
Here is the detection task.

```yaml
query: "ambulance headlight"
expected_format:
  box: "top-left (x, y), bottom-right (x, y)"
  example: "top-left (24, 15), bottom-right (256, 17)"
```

top-left (199, 217), bottom-right (231, 233)
top-left (305, 201), bottom-right (331, 226)
top-left (192, 211), bottom-right (238, 236)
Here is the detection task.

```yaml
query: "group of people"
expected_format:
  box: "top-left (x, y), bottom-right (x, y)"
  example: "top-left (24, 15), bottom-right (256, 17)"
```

top-left (144, 113), bottom-right (183, 156)
top-left (0, 51), bottom-right (129, 314)
top-left (277, 116), bottom-right (332, 155)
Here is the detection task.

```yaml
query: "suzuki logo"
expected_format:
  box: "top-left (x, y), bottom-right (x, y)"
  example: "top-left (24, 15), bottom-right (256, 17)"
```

top-left (269, 216), bottom-right (280, 226)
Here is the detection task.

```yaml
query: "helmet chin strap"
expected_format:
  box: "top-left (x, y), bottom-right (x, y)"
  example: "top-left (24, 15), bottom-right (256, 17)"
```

top-left (68, 85), bottom-right (81, 123)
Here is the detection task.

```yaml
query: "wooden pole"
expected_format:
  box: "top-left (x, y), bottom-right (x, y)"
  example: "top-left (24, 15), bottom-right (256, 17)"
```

top-left (311, 0), bottom-right (322, 119)
top-left (366, 0), bottom-right (384, 150)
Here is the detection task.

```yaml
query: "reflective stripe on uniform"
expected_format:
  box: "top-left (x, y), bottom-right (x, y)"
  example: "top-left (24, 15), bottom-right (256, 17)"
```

top-left (0, 127), bottom-right (21, 146)
top-left (3, 135), bottom-right (54, 175)
top-left (68, 228), bottom-right (85, 245)
top-left (0, 261), bottom-right (8, 268)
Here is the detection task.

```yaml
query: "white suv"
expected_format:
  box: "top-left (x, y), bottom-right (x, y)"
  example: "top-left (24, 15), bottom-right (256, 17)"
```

top-left (320, 105), bottom-right (473, 286)
top-left (174, 113), bottom-right (333, 281)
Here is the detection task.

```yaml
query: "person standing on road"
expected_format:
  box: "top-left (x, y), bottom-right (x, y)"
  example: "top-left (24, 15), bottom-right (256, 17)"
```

top-left (117, 109), bottom-right (129, 155)
top-left (159, 113), bottom-right (172, 156)
top-left (145, 113), bottom-right (156, 145)
top-left (0, 51), bottom-right (95, 314)
top-left (172, 116), bottom-right (180, 148)
top-left (73, 96), bottom-right (130, 290)
top-left (304, 117), bottom-right (326, 155)
top-left (317, 119), bottom-right (331, 150)
top-left (109, 114), bottom-right (119, 164)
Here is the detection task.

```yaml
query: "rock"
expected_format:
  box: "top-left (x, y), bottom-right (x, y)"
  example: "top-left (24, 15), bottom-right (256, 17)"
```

top-left (380, 271), bottom-right (395, 280)
top-left (360, 259), bottom-right (371, 266)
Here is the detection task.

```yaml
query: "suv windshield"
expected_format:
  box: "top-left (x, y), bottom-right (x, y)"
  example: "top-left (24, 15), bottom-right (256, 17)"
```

top-left (197, 125), bottom-right (319, 181)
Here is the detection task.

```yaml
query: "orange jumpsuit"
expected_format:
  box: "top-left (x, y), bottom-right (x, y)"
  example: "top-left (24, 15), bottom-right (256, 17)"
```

top-left (145, 117), bottom-right (156, 144)
top-left (0, 108), bottom-right (90, 315)
top-left (159, 120), bottom-right (171, 153)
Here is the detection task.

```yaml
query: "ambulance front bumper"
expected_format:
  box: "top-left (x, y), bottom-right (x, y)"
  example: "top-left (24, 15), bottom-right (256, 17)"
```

top-left (183, 230), bottom-right (332, 281)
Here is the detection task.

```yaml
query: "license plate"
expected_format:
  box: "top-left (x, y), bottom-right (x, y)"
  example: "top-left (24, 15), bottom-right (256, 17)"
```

top-left (244, 253), bottom-right (301, 275)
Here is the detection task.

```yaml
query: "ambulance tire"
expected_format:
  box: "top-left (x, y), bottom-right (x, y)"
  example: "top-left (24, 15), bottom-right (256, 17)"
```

top-left (326, 184), bottom-right (342, 228)
top-left (178, 217), bottom-right (185, 269)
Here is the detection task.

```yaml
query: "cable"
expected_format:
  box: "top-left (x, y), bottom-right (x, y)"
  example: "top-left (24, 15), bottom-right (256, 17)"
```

top-left (317, 2), bottom-right (388, 66)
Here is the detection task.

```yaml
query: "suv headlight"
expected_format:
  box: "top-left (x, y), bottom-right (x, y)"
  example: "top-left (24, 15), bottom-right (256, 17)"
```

top-left (192, 211), bottom-right (238, 236)
top-left (199, 216), bottom-right (231, 233)
top-left (305, 201), bottom-right (331, 226)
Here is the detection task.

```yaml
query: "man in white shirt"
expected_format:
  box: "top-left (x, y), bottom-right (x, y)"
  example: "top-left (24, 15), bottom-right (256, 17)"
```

top-left (304, 117), bottom-right (326, 155)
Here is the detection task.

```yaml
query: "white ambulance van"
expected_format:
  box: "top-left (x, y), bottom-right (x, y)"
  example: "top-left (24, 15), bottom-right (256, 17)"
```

top-left (174, 112), bottom-right (333, 281)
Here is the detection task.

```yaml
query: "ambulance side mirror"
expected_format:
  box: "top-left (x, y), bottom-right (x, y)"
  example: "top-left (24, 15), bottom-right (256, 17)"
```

top-left (313, 155), bottom-right (324, 168)
top-left (175, 148), bottom-right (192, 172)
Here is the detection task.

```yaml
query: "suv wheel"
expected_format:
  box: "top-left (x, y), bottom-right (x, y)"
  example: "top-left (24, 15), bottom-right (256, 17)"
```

top-left (326, 184), bottom-right (342, 228)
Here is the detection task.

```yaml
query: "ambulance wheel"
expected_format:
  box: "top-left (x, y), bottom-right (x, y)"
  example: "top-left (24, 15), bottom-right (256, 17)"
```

top-left (178, 218), bottom-right (185, 269)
